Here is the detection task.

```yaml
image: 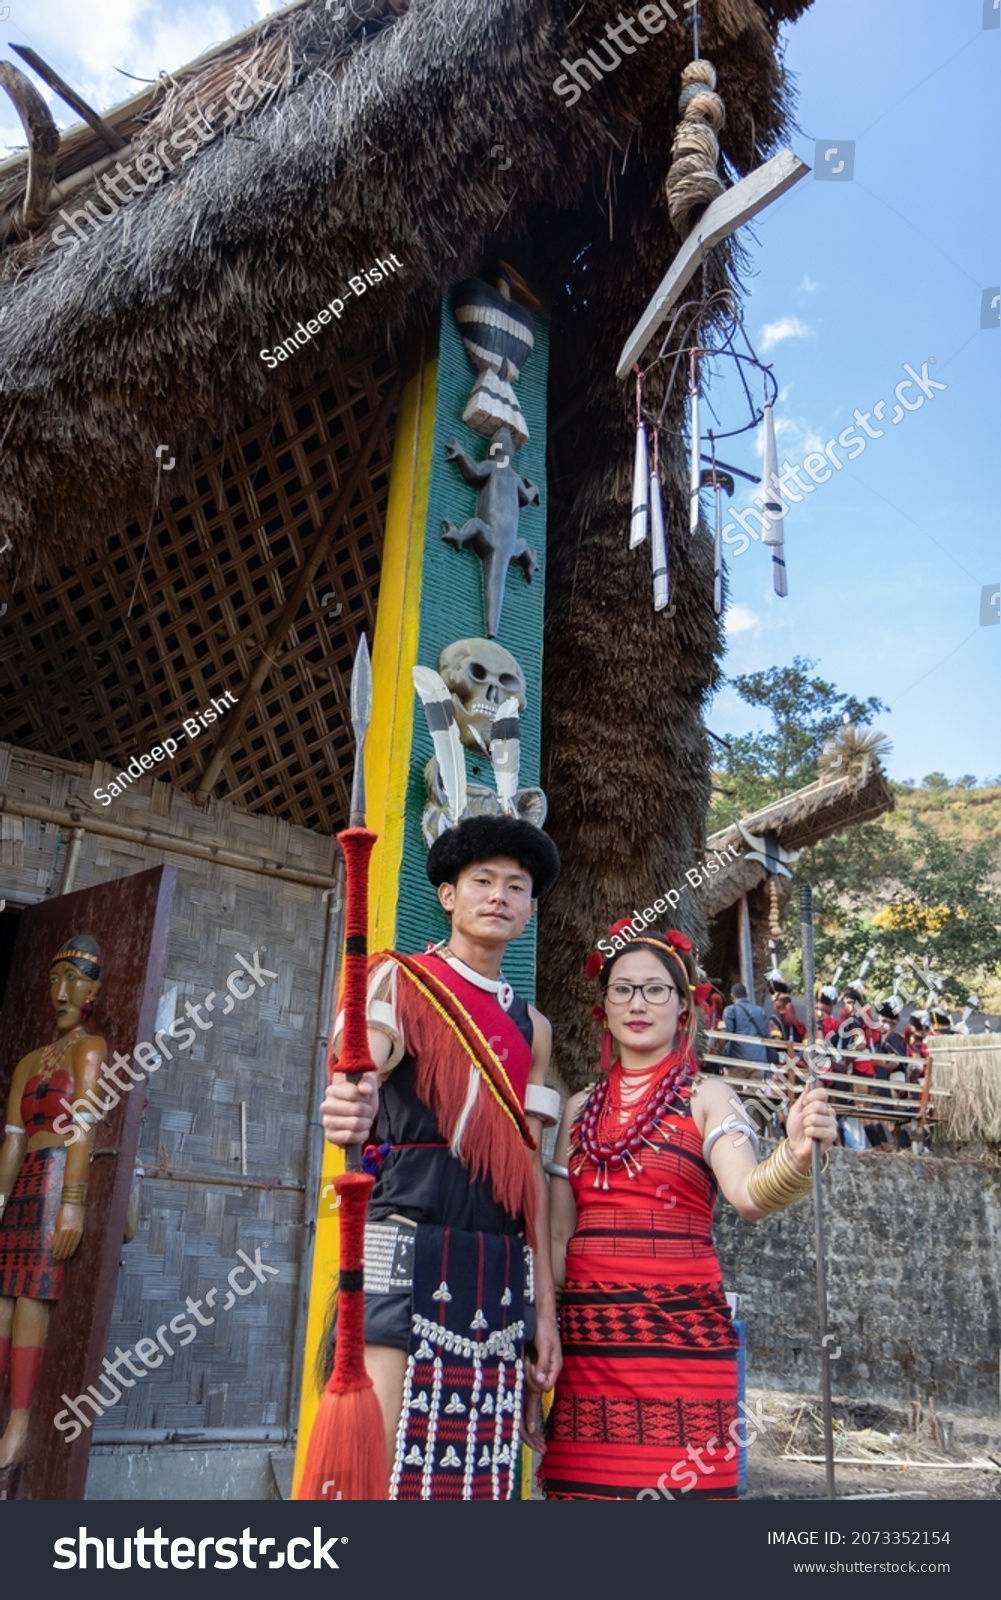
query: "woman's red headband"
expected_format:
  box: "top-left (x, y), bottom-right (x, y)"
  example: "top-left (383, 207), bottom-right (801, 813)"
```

top-left (585, 920), bottom-right (693, 982)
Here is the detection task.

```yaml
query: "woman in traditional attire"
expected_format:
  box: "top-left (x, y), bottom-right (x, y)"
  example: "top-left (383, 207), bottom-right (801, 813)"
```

top-left (0, 935), bottom-right (106, 1468)
top-left (537, 921), bottom-right (837, 1501)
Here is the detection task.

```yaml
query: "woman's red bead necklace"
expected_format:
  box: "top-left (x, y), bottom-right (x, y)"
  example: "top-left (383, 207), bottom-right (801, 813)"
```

top-left (571, 1049), bottom-right (692, 1189)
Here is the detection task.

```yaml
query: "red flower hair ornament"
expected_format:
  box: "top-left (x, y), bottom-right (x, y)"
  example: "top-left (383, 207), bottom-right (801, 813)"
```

top-left (584, 920), bottom-right (694, 984)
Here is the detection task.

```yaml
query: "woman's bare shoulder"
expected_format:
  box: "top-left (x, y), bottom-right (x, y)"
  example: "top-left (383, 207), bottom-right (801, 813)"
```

top-left (12, 1040), bottom-right (53, 1078)
top-left (688, 1071), bottom-right (736, 1129)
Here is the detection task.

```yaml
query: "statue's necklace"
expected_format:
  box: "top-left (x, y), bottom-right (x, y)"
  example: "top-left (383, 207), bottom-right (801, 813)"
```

top-left (39, 1025), bottom-right (85, 1078)
top-left (571, 1050), bottom-right (691, 1189)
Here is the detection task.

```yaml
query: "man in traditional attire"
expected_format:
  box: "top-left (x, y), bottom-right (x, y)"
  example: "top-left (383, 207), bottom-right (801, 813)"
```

top-left (817, 985), bottom-right (840, 1039)
top-left (772, 991), bottom-right (806, 1043)
top-left (876, 998), bottom-right (910, 1150)
top-left (320, 813), bottom-right (562, 1499)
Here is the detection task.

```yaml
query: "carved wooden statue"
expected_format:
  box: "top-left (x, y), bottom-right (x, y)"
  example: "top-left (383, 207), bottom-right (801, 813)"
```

top-left (0, 934), bottom-right (105, 1469)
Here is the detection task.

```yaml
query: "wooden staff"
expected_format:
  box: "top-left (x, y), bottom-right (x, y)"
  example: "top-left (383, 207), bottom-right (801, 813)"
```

top-left (800, 883), bottom-right (837, 1500)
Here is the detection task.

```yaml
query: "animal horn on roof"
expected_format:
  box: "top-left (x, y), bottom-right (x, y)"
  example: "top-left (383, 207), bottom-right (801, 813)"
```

top-left (736, 821), bottom-right (801, 877)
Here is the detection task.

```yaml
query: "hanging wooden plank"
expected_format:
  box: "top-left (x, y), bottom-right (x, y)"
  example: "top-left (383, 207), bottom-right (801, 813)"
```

top-left (615, 149), bottom-right (810, 379)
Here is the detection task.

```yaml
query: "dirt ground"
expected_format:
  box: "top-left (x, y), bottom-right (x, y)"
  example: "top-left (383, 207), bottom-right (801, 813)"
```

top-left (744, 1387), bottom-right (1001, 1501)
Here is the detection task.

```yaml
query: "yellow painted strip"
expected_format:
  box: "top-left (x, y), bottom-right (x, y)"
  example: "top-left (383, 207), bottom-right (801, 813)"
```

top-left (293, 358), bottom-right (436, 1493)
top-left (369, 357), bottom-right (437, 949)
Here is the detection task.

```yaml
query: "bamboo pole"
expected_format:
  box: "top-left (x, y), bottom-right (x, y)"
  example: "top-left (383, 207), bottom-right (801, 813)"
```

top-left (0, 794), bottom-right (338, 889)
top-left (799, 883), bottom-right (836, 1500)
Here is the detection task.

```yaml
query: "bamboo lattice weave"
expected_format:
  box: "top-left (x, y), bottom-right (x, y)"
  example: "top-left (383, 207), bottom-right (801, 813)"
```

top-left (0, 353), bottom-right (395, 835)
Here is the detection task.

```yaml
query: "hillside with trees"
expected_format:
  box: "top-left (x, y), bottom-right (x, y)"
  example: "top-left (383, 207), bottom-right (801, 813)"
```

top-left (709, 659), bottom-right (1001, 1009)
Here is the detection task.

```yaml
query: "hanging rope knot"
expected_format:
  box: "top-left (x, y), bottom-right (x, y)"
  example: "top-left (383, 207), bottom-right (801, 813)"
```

top-left (665, 58), bottom-right (726, 236)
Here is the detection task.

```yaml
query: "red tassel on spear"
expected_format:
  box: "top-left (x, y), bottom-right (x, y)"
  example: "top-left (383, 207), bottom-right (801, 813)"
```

top-left (296, 634), bottom-right (388, 1501)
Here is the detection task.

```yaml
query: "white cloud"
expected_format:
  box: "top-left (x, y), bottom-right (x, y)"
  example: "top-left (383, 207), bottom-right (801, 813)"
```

top-left (725, 603), bottom-right (762, 636)
top-left (799, 274), bottom-right (820, 294)
top-left (753, 410), bottom-right (825, 463)
top-left (759, 315), bottom-right (811, 354)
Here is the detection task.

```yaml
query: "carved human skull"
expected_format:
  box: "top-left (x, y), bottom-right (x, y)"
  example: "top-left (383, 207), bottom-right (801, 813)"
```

top-left (439, 637), bottom-right (527, 750)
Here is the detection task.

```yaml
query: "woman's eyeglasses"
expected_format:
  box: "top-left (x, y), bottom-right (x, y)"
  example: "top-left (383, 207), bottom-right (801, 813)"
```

top-left (604, 981), bottom-right (678, 1007)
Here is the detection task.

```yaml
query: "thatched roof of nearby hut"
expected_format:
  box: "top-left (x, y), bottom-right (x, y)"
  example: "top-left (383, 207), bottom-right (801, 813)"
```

top-left (693, 756), bottom-right (895, 1014)
top-left (0, 0), bottom-right (813, 1064)
top-left (702, 762), bottom-right (897, 919)
top-left (0, 0), bottom-right (807, 552)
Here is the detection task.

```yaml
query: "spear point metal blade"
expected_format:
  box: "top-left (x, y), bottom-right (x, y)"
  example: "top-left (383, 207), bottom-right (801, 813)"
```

top-left (348, 634), bottom-right (373, 826)
top-left (350, 633), bottom-right (372, 740)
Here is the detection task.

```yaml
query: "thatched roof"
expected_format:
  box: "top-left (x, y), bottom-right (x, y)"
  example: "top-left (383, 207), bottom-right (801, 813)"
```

top-left (702, 760), bottom-right (897, 918)
top-left (0, 0), bottom-right (813, 1069)
top-left (693, 757), bottom-right (895, 1007)
top-left (0, 0), bottom-right (808, 553)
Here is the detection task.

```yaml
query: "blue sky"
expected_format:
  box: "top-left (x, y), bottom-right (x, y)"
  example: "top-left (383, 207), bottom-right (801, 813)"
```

top-left (707, 0), bottom-right (999, 786)
top-left (3, 1), bottom-right (998, 784)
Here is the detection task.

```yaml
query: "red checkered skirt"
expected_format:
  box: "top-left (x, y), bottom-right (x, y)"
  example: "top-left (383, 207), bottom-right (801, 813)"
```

top-left (543, 1268), bottom-right (739, 1500)
top-left (541, 1083), bottom-right (739, 1501)
top-left (0, 1145), bottom-right (67, 1301)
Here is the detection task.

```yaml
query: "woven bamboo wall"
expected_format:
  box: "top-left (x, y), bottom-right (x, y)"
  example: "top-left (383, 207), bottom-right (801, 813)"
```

top-left (0, 743), bottom-right (332, 1436)
top-left (0, 348), bottom-right (396, 836)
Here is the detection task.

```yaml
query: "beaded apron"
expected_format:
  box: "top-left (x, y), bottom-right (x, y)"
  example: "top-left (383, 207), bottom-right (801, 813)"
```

top-left (390, 1224), bottom-right (527, 1501)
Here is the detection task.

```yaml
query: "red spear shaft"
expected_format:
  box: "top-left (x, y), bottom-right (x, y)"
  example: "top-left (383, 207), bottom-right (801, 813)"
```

top-left (296, 634), bottom-right (387, 1501)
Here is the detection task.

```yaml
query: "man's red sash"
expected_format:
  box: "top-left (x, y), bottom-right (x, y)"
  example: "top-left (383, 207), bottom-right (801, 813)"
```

top-left (373, 949), bottom-right (539, 1237)
top-left (387, 952), bottom-right (534, 1143)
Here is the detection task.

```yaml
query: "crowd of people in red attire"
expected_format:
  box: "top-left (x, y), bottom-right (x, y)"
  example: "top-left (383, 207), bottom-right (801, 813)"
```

top-left (692, 973), bottom-right (952, 1153)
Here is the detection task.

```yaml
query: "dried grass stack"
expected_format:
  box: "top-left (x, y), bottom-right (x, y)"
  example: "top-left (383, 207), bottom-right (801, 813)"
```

top-left (928, 1036), bottom-right (1001, 1145)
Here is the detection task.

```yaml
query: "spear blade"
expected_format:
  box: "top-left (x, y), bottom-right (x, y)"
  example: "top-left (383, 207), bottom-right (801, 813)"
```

top-left (348, 633), bottom-right (372, 827)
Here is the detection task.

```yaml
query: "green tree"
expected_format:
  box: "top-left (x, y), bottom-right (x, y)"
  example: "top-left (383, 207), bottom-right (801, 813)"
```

top-left (805, 819), bottom-right (1001, 1000)
top-left (709, 656), bottom-right (887, 830)
top-left (709, 661), bottom-right (1001, 1001)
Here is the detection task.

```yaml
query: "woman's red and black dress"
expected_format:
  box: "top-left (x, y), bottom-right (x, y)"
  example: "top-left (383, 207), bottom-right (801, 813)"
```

top-left (542, 1072), bottom-right (739, 1501)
